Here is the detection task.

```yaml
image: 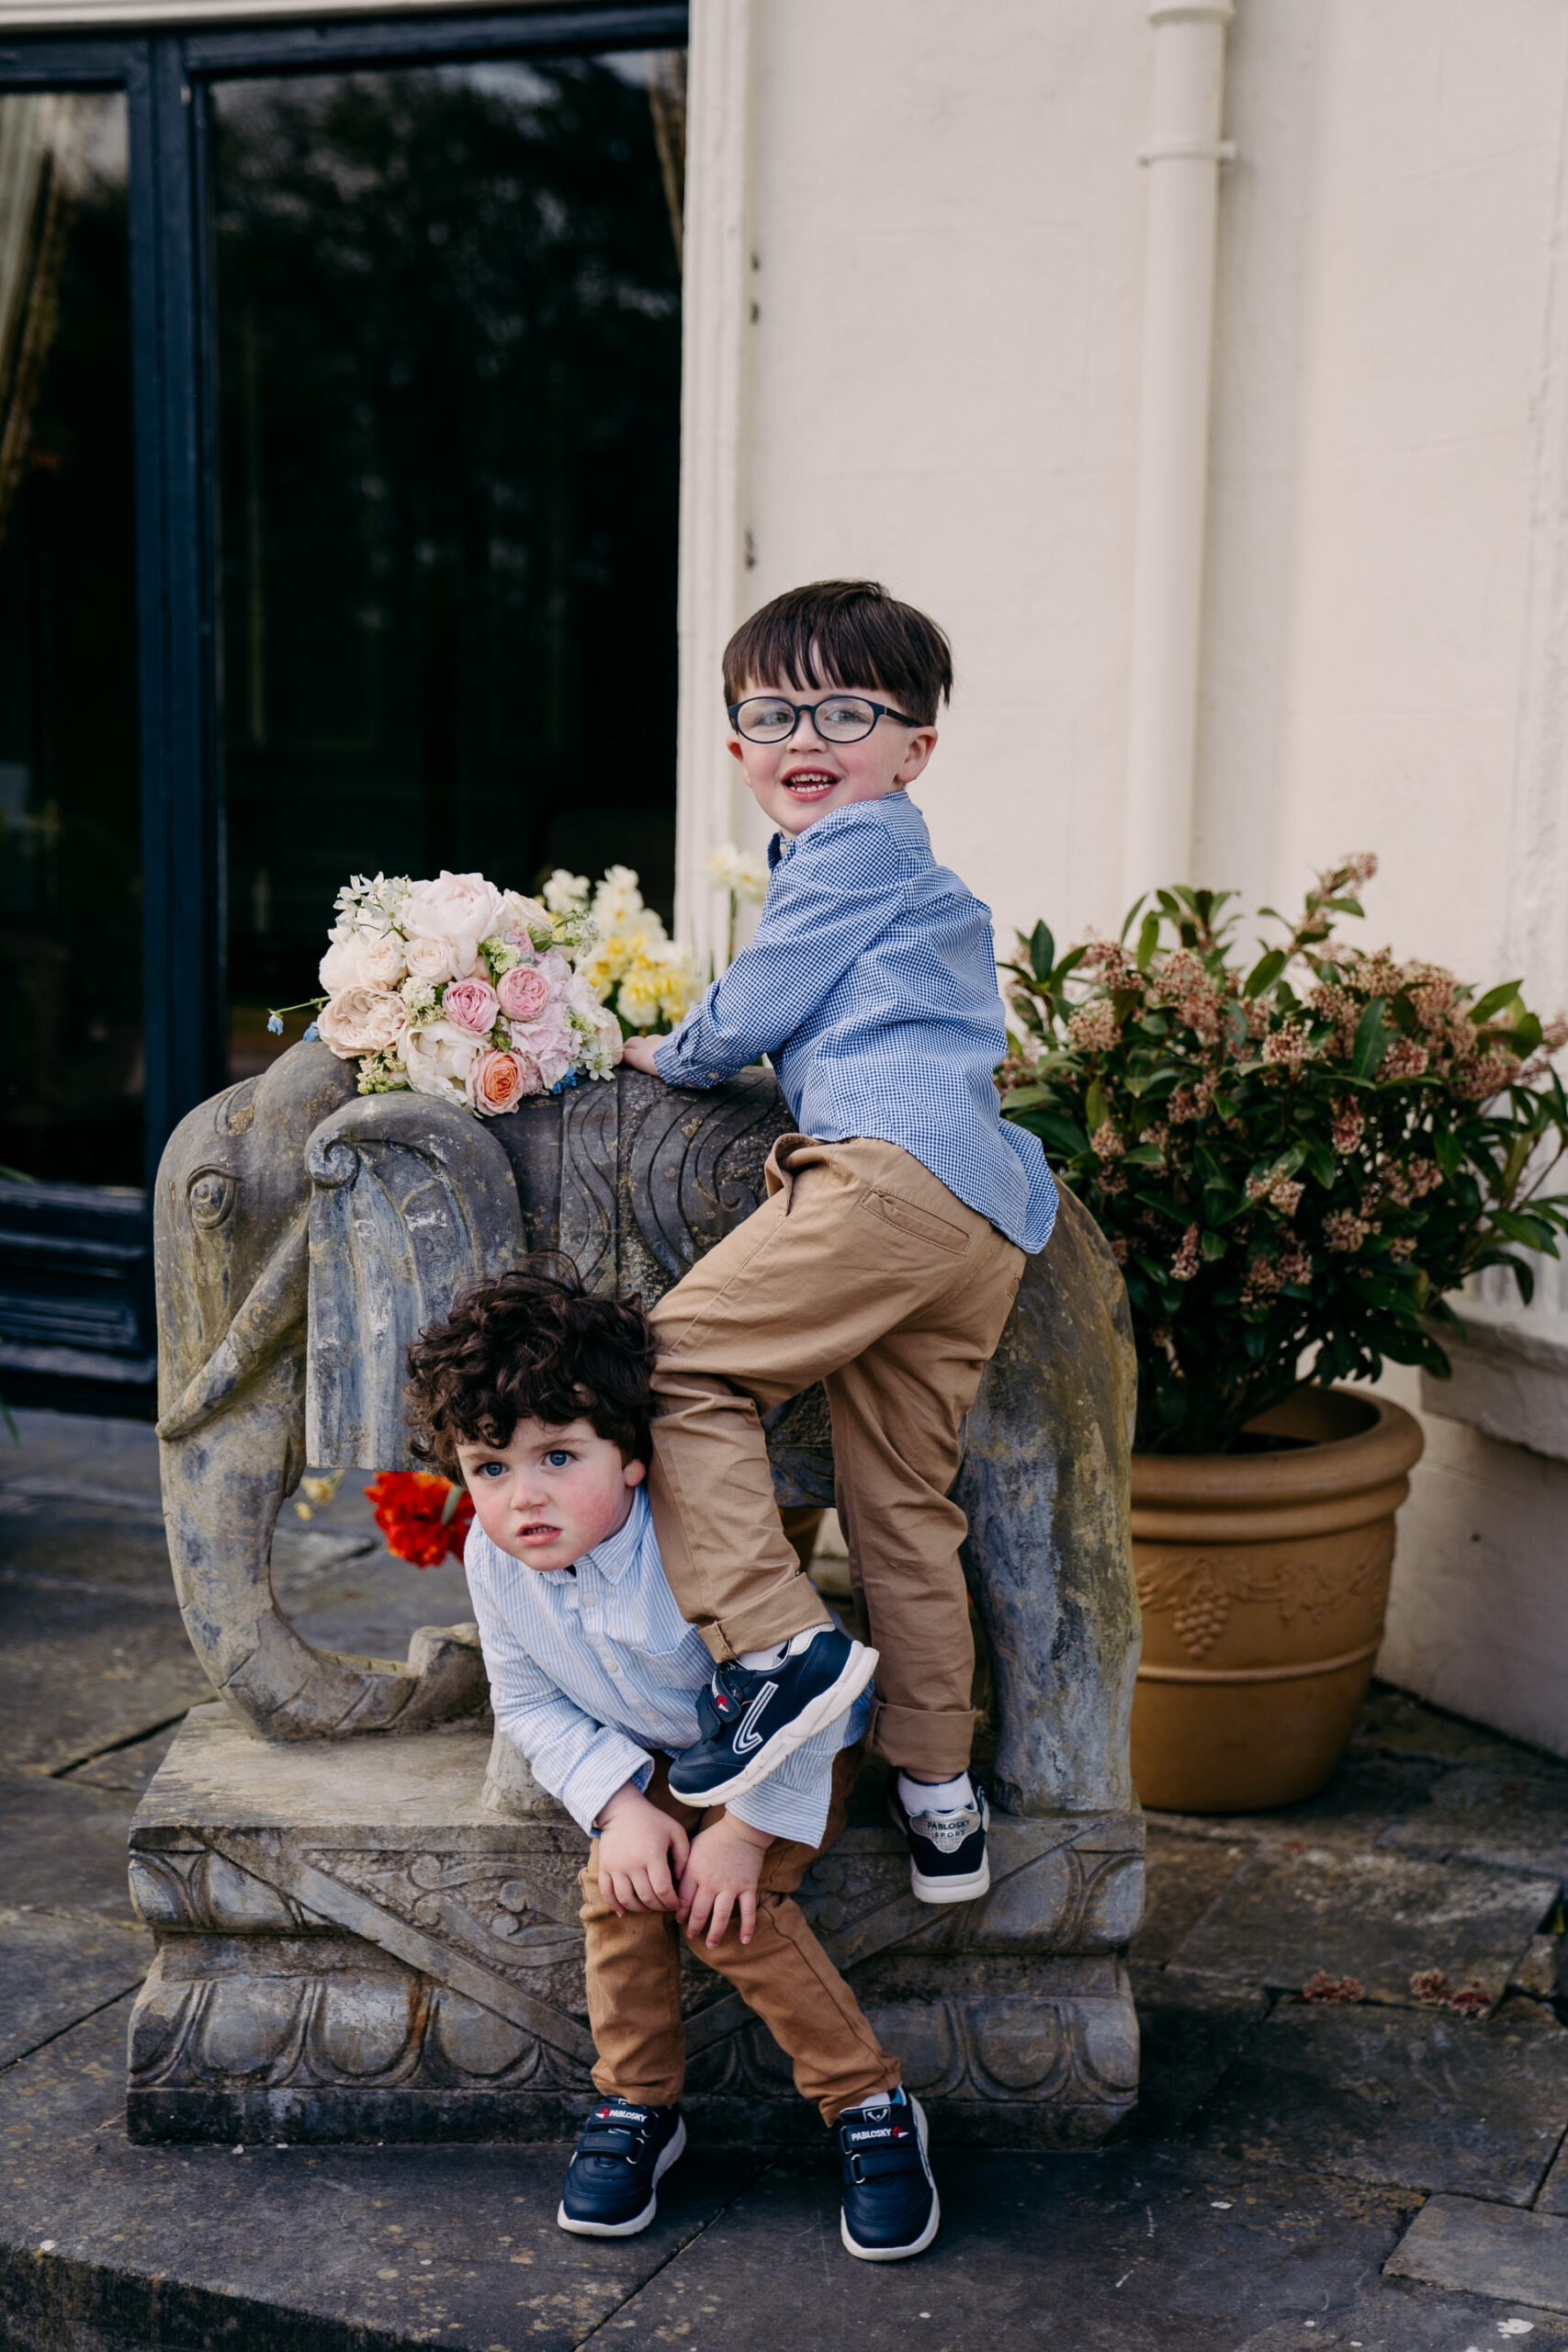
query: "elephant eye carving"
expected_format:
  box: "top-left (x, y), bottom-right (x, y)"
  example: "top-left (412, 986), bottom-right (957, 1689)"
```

top-left (187, 1168), bottom-right (237, 1230)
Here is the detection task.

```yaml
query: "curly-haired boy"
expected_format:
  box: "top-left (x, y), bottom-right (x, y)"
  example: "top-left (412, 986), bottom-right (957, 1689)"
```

top-left (405, 1259), bottom-right (938, 2259)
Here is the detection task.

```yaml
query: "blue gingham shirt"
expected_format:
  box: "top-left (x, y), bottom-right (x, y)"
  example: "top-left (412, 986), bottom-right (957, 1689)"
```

top-left (465, 1486), bottom-right (868, 1847)
top-left (654, 792), bottom-right (1056, 1254)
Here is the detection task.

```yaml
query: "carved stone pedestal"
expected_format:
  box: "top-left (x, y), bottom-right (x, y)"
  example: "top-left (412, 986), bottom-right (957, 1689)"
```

top-left (128, 1706), bottom-right (1143, 2150)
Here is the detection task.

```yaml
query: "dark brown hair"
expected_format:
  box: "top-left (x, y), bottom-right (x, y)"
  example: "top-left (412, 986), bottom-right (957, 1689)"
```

top-left (404, 1256), bottom-right (657, 1476)
top-left (722, 579), bottom-right (954, 726)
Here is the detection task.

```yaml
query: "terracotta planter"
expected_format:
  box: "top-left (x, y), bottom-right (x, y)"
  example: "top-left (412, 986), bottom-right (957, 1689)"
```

top-left (1129, 1386), bottom-right (1425, 1813)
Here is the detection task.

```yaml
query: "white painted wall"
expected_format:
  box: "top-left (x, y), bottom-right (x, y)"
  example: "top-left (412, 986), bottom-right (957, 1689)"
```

top-left (680, 0), bottom-right (1568, 1750)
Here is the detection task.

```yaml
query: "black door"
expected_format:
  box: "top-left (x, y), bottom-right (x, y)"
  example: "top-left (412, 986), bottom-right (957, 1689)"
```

top-left (0, 5), bottom-right (685, 1414)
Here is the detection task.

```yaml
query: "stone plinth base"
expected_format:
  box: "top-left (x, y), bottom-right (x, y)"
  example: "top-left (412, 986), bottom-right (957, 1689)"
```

top-left (127, 1706), bottom-right (1142, 2149)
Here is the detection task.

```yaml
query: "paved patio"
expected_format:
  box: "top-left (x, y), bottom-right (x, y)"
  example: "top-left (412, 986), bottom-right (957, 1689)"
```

top-left (6, 1408), bottom-right (1568, 2349)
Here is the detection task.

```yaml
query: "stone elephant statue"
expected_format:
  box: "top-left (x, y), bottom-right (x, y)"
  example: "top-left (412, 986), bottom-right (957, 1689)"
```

top-left (154, 1045), bottom-right (1138, 1814)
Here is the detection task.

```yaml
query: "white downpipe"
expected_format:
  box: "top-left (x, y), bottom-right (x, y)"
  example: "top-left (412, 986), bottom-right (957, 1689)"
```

top-left (673, 0), bottom-right (755, 968)
top-left (1123, 0), bottom-right (1235, 910)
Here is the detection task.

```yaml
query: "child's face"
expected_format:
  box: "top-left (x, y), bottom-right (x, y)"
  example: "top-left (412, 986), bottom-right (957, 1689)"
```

top-left (727, 671), bottom-right (938, 839)
top-left (456, 1415), bottom-right (645, 1572)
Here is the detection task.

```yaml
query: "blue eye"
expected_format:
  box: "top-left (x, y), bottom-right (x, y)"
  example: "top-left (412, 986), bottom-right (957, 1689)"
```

top-left (546, 1450), bottom-right (572, 1468)
top-left (478, 1462), bottom-right (506, 1478)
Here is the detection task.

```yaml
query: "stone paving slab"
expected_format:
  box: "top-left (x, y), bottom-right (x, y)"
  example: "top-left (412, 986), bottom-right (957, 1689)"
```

top-left (1188, 1999), bottom-right (1568, 2202)
top-left (56, 1722), bottom-right (186, 1798)
top-left (1385, 2192), bottom-right (1568, 2314)
top-left (0, 1997), bottom-right (1434, 2352)
top-left (1171, 1846), bottom-right (1556, 2005)
top-left (0, 1773), bottom-right (147, 1917)
top-left (1532, 2121), bottom-right (1568, 2216)
top-left (0, 1909), bottom-right (149, 2071)
top-left (1380, 1765), bottom-right (1568, 1884)
top-left (1133, 1831), bottom-right (1257, 1966)
top-left (2, 1578), bottom-right (212, 1777)
top-left (1235, 2289), bottom-right (1568, 2351)
top-left (1, 1999), bottom-right (770, 2352)
top-left (1351, 1682), bottom-right (1568, 1774)
top-left (1131, 1963), bottom-right (1269, 2140)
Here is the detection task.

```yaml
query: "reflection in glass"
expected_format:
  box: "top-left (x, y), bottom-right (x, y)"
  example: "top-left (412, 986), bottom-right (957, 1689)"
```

top-left (0, 95), bottom-right (140, 1183)
top-left (213, 55), bottom-right (683, 1080)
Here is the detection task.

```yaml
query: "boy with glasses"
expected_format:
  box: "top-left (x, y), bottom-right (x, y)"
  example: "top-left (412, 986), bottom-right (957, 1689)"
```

top-left (619, 579), bottom-right (1057, 1905)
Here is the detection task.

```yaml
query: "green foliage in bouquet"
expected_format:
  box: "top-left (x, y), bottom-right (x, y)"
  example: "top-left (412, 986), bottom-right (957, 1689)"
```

top-left (999, 855), bottom-right (1568, 1454)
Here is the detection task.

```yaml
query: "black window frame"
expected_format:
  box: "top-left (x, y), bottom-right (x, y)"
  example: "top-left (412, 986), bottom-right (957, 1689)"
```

top-left (0, 0), bottom-right (686, 1407)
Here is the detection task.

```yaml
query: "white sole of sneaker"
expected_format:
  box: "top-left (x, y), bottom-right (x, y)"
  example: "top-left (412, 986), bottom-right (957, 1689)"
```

top-left (556, 2116), bottom-right (687, 2238)
top-left (909, 1853), bottom-right (990, 1905)
top-left (840, 2094), bottom-right (941, 2262)
top-left (673, 1642), bottom-right (879, 1808)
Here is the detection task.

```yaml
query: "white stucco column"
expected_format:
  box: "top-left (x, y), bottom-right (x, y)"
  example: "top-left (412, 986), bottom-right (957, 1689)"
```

top-left (672, 0), bottom-right (755, 967)
top-left (1123, 0), bottom-right (1235, 909)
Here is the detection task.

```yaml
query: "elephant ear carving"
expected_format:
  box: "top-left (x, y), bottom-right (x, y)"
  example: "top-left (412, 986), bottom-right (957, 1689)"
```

top-left (305, 1092), bottom-right (525, 1468)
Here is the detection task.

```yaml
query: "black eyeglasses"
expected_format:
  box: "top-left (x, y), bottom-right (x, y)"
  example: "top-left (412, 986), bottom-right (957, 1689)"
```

top-left (727, 694), bottom-right (922, 744)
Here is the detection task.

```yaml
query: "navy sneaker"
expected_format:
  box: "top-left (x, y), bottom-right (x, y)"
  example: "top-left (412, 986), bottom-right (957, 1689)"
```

top-left (556, 2099), bottom-right (685, 2237)
top-left (838, 2087), bottom-right (940, 2260)
top-left (667, 1625), bottom-right (878, 1807)
top-left (888, 1776), bottom-right (990, 1905)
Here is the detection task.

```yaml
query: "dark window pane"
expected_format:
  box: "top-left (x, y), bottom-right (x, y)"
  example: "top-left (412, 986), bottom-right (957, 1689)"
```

top-left (0, 94), bottom-right (140, 1184)
top-left (211, 54), bottom-right (683, 1080)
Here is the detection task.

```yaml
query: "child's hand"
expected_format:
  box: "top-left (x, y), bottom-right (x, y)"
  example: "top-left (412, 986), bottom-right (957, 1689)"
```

top-left (618, 1034), bottom-right (662, 1076)
top-left (594, 1782), bottom-right (690, 1916)
top-left (678, 1814), bottom-right (771, 1948)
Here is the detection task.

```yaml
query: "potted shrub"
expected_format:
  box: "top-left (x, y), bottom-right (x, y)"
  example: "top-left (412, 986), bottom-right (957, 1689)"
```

top-left (1000, 855), bottom-right (1568, 1811)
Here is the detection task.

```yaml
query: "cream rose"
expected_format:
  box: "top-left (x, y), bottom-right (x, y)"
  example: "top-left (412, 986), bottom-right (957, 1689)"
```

top-left (494, 889), bottom-right (552, 945)
top-left (318, 986), bottom-right (408, 1061)
top-left (402, 932), bottom-right (459, 984)
top-left (592, 1003), bottom-right (624, 1068)
top-left (320, 927), bottom-right (407, 994)
top-left (403, 870), bottom-right (504, 974)
top-left (400, 1017), bottom-right (480, 1104)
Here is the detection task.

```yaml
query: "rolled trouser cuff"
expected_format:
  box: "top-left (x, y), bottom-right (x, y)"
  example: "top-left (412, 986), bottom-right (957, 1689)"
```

top-left (696, 1577), bottom-right (834, 1664)
top-left (867, 1698), bottom-right (977, 1779)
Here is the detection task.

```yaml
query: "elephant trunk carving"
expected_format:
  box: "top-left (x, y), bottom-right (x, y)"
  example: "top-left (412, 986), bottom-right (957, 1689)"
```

top-left (154, 1046), bottom-right (497, 1740)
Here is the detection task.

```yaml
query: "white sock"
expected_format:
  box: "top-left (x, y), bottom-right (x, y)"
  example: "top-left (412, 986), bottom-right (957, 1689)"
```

top-left (898, 1770), bottom-right (973, 1815)
top-left (737, 1641), bottom-right (789, 1671)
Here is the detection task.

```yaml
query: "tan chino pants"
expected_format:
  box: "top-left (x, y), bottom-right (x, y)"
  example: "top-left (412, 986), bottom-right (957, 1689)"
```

top-left (649, 1135), bottom-right (1025, 1779)
top-left (580, 1748), bottom-right (898, 2124)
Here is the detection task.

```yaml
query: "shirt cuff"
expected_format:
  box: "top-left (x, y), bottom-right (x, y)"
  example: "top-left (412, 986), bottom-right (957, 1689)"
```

top-left (559, 1740), bottom-right (655, 1838)
top-left (728, 1778), bottom-right (829, 1850)
top-left (652, 1026), bottom-right (717, 1088)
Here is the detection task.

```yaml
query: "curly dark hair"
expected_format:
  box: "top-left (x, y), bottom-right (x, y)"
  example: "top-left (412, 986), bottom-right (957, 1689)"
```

top-left (404, 1256), bottom-right (657, 1476)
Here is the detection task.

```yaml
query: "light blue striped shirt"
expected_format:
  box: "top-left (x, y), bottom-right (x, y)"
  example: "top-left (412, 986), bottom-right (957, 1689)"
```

top-left (653, 790), bottom-right (1057, 1255)
top-left (464, 1485), bottom-right (867, 1847)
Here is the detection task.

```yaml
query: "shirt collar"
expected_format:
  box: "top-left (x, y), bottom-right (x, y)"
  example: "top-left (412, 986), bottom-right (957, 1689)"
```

top-left (571, 1481), bottom-right (649, 1583)
top-left (768, 789), bottom-right (920, 866)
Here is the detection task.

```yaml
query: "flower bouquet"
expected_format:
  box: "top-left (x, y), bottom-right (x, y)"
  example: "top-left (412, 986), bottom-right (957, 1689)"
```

top-left (275, 868), bottom-right (625, 1115)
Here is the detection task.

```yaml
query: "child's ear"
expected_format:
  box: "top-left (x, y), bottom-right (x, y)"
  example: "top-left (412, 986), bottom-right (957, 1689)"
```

top-left (625, 1454), bottom-right (648, 1489)
top-left (727, 735), bottom-right (744, 764)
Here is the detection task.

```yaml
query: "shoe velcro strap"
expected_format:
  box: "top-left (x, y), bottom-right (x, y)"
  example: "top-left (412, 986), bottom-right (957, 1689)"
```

top-left (842, 2141), bottom-right (922, 2182)
top-left (577, 2126), bottom-right (647, 2158)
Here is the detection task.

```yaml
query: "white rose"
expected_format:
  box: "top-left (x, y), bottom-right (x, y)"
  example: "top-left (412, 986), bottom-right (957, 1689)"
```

top-left (403, 870), bottom-right (503, 974)
top-left (400, 1017), bottom-right (480, 1104)
top-left (317, 986), bottom-right (408, 1061)
top-left (592, 1003), bottom-right (624, 1068)
top-left (319, 935), bottom-right (364, 994)
top-left (403, 932), bottom-right (459, 984)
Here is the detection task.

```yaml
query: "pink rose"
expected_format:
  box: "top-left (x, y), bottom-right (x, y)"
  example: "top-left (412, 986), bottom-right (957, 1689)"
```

top-left (498, 963), bottom-right (550, 1023)
top-left (468, 1047), bottom-right (537, 1115)
top-left (318, 986), bottom-right (407, 1060)
top-left (443, 977), bottom-right (501, 1035)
